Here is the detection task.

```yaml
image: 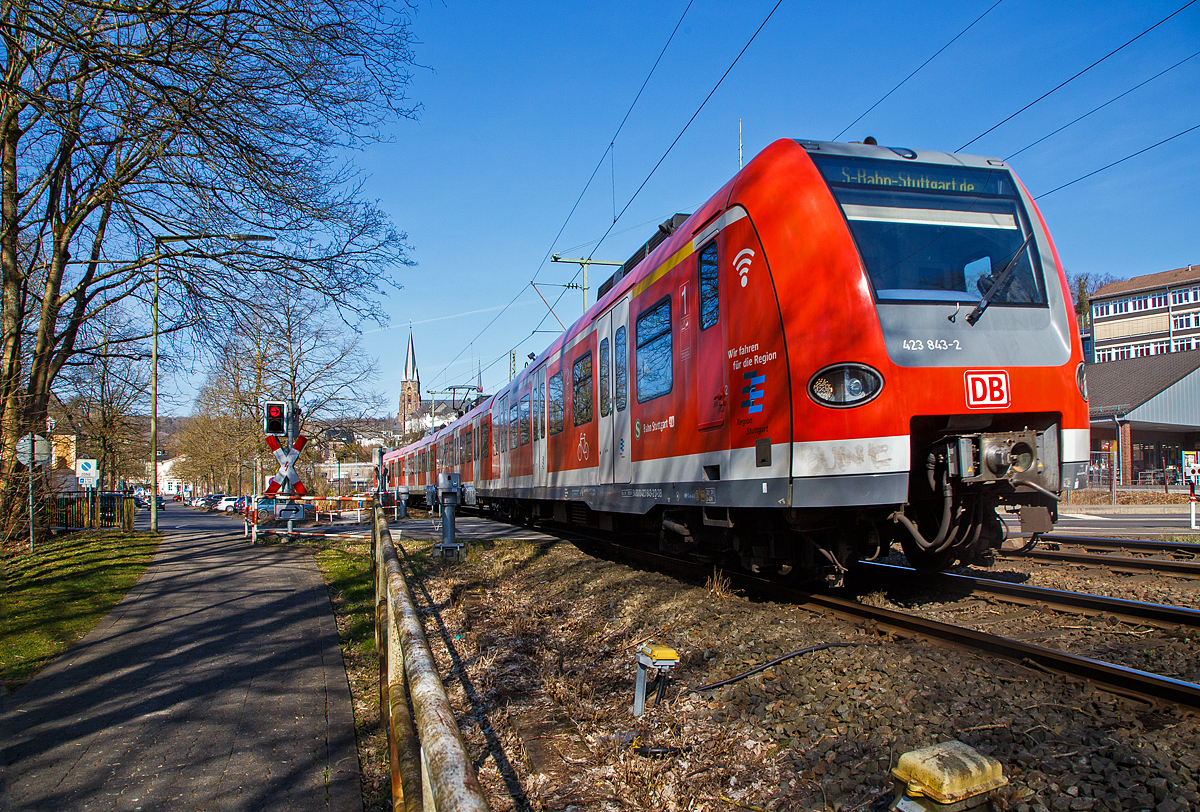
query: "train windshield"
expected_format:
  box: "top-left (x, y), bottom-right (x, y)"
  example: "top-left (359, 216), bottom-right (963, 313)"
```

top-left (812, 155), bottom-right (1047, 306)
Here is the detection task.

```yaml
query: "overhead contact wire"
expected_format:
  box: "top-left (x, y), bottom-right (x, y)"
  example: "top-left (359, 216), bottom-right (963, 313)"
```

top-left (832, 0), bottom-right (1005, 142)
top-left (1034, 122), bottom-right (1200, 199)
top-left (958, 0), bottom-right (1198, 152)
top-left (431, 0), bottom-right (695, 390)
top-left (590, 0), bottom-right (787, 261)
top-left (1005, 49), bottom-right (1200, 161)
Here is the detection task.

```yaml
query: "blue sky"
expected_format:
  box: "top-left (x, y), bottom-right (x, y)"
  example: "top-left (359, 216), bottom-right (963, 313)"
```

top-left (341, 0), bottom-right (1200, 412)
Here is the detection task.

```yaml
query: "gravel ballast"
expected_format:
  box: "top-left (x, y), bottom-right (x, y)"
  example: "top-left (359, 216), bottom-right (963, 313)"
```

top-left (400, 533), bottom-right (1200, 811)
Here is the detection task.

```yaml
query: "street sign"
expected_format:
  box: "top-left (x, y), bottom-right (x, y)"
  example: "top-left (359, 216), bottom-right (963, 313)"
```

top-left (15, 434), bottom-right (51, 465)
top-left (76, 458), bottom-right (98, 488)
top-left (265, 435), bottom-right (307, 495)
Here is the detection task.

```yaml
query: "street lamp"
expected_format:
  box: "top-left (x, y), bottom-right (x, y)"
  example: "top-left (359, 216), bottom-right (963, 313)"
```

top-left (150, 232), bottom-right (274, 532)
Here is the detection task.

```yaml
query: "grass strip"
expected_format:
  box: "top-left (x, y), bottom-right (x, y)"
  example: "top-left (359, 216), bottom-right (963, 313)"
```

top-left (1, 529), bottom-right (159, 692)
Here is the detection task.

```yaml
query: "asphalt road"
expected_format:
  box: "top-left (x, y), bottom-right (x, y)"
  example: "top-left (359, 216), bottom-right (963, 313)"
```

top-left (2, 507), bottom-right (360, 812)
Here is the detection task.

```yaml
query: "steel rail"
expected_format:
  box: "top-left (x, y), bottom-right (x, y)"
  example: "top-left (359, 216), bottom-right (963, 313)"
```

top-left (1036, 534), bottom-right (1200, 554)
top-left (1001, 547), bottom-right (1200, 576)
top-left (566, 534), bottom-right (1200, 710)
top-left (857, 561), bottom-right (1200, 629)
top-left (373, 507), bottom-right (490, 812)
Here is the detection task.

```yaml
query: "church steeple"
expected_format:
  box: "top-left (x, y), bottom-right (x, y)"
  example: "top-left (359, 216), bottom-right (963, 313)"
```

top-left (399, 327), bottom-right (421, 435)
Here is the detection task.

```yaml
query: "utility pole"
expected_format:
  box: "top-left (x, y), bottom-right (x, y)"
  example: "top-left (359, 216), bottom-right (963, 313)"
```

top-left (549, 255), bottom-right (624, 315)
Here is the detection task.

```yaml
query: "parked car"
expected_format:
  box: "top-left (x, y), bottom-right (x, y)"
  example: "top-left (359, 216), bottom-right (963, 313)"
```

top-left (218, 495), bottom-right (240, 512)
top-left (203, 494), bottom-right (225, 509)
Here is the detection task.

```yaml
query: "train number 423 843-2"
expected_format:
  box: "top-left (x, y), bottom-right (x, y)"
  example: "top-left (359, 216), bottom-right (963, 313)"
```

top-left (902, 339), bottom-right (962, 351)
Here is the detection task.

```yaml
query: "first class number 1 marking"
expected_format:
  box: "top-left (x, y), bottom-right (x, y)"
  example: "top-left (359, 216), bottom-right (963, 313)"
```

top-left (902, 338), bottom-right (962, 351)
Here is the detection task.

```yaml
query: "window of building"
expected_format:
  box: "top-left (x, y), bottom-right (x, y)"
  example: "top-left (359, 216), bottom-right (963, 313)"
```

top-left (699, 241), bottom-right (719, 330)
top-left (615, 326), bottom-right (628, 412)
top-left (572, 352), bottom-right (593, 426)
top-left (1115, 346), bottom-right (1131, 360)
top-left (1132, 296), bottom-right (1148, 311)
top-left (636, 297), bottom-right (673, 402)
top-left (548, 372), bottom-right (564, 435)
top-left (599, 338), bottom-right (611, 417)
top-left (1151, 292), bottom-right (1167, 308)
top-left (1096, 347), bottom-right (1112, 363)
top-left (1177, 338), bottom-right (1194, 352)
top-left (519, 395), bottom-right (530, 445)
top-left (1094, 301), bottom-right (1110, 318)
top-left (1173, 288), bottom-right (1192, 305)
top-left (1114, 299), bottom-right (1129, 314)
top-left (1135, 343), bottom-right (1151, 357)
top-left (1153, 340), bottom-right (1171, 354)
top-left (509, 400), bottom-right (519, 450)
top-left (1174, 313), bottom-right (1193, 330)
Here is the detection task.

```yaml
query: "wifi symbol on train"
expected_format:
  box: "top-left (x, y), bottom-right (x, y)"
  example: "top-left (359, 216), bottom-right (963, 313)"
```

top-left (734, 249), bottom-right (755, 287)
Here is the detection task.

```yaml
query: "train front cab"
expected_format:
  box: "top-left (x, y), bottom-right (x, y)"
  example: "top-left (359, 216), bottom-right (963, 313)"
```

top-left (739, 139), bottom-right (1090, 577)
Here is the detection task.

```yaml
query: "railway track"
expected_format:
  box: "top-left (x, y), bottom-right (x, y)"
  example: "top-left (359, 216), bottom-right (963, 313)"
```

top-left (1035, 534), bottom-right (1200, 555)
top-left (561, 531), bottom-right (1200, 711)
top-left (855, 561), bottom-right (1200, 631)
top-left (999, 545), bottom-right (1200, 577)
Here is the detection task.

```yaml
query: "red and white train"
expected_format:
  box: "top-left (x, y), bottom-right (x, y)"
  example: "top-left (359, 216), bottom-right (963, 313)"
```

top-left (384, 138), bottom-right (1089, 582)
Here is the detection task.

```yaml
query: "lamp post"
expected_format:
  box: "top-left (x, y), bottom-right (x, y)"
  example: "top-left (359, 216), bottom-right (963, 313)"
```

top-left (150, 232), bottom-right (274, 532)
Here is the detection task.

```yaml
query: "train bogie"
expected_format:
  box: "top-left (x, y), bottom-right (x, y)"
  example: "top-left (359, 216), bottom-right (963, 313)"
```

top-left (384, 138), bottom-right (1089, 585)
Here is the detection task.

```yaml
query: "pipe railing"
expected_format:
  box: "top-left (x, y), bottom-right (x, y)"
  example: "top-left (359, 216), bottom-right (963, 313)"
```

top-left (372, 506), bottom-right (489, 812)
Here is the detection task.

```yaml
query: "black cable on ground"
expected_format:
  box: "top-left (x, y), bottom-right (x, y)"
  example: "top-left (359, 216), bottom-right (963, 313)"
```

top-left (683, 642), bottom-right (876, 694)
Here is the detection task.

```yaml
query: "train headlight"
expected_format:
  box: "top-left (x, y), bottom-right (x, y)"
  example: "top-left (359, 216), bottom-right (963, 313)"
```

top-left (1076, 362), bottom-right (1088, 402)
top-left (808, 364), bottom-right (883, 408)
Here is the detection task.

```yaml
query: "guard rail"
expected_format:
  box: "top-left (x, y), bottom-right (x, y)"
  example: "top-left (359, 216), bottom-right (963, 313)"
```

top-left (371, 505), bottom-right (489, 811)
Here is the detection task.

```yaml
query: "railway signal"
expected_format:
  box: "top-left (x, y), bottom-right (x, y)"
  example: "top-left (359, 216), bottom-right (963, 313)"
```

top-left (263, 401), bottom-right (287, 436)
top-left (265, 435), bottom-right (307, 495)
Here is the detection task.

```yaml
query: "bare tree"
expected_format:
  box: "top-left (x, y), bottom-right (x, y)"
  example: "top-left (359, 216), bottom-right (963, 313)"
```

top-left (176, 288), bottom-right (382, 495)
top-left (56, 309), bottom-right (150, 490)
top-left (0, 0), bottom-right (418, 545)
top-left (1067, 271), bottom-right (1118, 331)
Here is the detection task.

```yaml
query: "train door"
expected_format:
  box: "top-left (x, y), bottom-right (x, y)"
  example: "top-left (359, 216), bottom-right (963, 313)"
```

top-left (696, 238), bottom-right (728, 429)
top-left (531, 365), bottom-right (547, 491)
top-left (600, 297), bottom-right (632, 484)
top-left (496, 394), bottom-right (509, 493)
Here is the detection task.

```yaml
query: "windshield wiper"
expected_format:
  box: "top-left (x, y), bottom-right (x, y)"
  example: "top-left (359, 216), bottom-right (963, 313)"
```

top-left (965, 232), bottom-right (1034, 326)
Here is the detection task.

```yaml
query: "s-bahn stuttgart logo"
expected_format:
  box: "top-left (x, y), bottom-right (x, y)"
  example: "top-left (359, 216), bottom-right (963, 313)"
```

top-left (965, 370), bottom-right (1011, 409)
top-left (741, 370), bottom-right (765, 414)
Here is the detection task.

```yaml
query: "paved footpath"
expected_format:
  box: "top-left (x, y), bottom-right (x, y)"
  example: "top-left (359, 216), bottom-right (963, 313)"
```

top-left (1, 512), bottom-right (362, 811)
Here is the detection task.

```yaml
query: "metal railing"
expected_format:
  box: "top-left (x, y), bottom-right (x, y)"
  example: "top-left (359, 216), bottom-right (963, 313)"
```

top-left (372, 506), bottom-right (489, 811)
top-left (46, 494), bottom-right (136, 530)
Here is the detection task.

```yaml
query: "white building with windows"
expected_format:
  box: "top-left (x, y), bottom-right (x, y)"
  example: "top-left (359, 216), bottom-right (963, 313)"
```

top-left (1091, 264), bottom-right (1200, 363)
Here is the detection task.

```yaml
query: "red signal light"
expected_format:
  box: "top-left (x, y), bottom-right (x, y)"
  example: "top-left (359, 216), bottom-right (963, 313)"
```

top-left (264, 401), bottom-right (287, 436)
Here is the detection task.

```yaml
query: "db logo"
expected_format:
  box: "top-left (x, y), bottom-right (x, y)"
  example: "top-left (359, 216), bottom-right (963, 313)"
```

top-left (965, 370), bottom-right (1011, 409)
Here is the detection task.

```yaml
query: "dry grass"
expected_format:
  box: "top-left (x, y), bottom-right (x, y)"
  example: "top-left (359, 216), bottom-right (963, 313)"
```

top-left (1065, 488), bottom-right (1193, 505)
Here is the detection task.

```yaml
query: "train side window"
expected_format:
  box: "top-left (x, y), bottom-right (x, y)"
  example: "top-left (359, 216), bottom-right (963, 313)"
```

top-left (520, 395), bottom-right (531, 445)
top-left (573, 352), bottom-right (593, 426)
top-left (615, 326), bottom-right (627, 411)
top-left (699, 241), bottom-right (718, 330)
top-left (636, 297), bottom-right (673, 402)
top-left (538, 380), bottom-right (547, 438)
top-left (532, 383), bottom-right (541, 439)
top-left (465, 428), bottom-right (473, 464)
top-left (548, 372), bottom-right (564, 434)
top-left (482, 421), bottom-right (491, 459)
top-left (498, 396), bottom-right (508, 453)
top-left (599, 338), bottom-right (611, 417)
top-left (509, 400), bottom-right (519, 450)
